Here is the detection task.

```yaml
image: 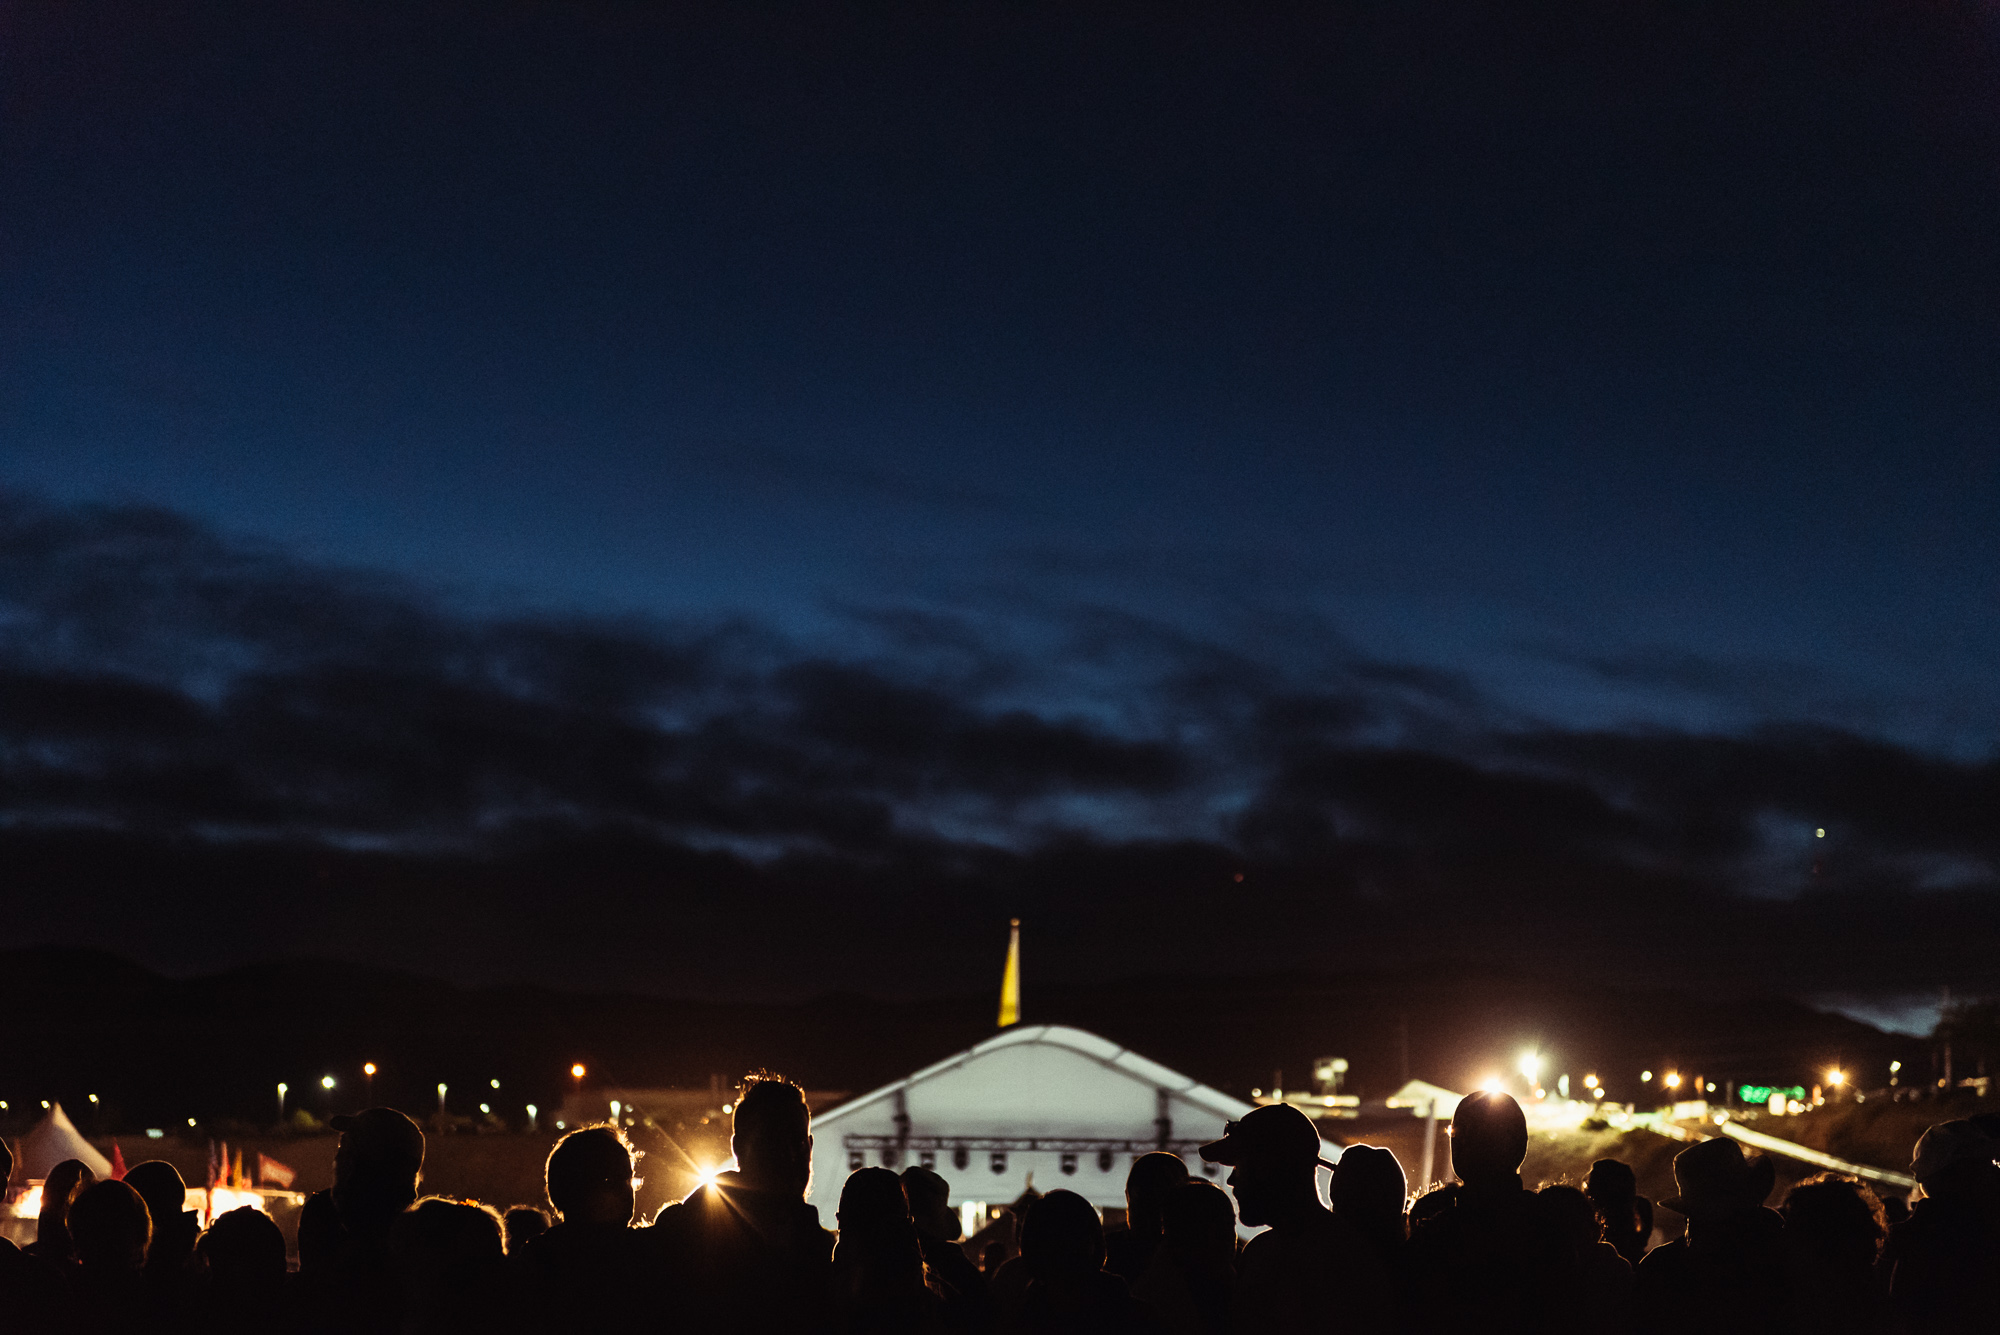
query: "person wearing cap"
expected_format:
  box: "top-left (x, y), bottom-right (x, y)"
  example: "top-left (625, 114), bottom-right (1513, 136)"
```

top-left (901, 1164), bottom-right (991, 1311)
top-left (1199, 1103), bottom-right (1391, 1335)
top-left (1403, 1090), bottom-right (1573, 1332)
top-left (1881, 1119), bottom-right (2000, 1333)
top-left (1583, 1157), bottom-right (1653, 1269)
top-left (1633, 1136), bottom-right (1787, 1335)
top-left (296, 1106), bottom-right (426, 1335)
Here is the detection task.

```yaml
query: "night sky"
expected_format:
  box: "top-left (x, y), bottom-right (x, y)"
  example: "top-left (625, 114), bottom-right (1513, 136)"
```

top-left (3, 1), bottom-right (1998, 1025)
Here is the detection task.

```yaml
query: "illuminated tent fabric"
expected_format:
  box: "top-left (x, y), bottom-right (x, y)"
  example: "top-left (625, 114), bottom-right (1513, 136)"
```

top-left (1384, 1080), bottom-right (1463, 1119)
top-left (808, 1024), bottom-right (1277, 1212)
top-left (17, 1102), bottom-right (115, 1179)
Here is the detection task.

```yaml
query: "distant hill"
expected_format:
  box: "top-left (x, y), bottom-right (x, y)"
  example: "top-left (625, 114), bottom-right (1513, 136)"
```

top-left (0, 947), bottom-right (1920, 1133)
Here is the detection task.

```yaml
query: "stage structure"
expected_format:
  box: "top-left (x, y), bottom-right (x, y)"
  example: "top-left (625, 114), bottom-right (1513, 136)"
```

top-left (807, 1023), bottom-right (1303, 1224)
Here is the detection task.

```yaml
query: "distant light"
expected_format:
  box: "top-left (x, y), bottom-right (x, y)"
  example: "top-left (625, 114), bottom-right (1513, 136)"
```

top-left (1815, 828), bottom-right (1826, 838)
top-left (1480, 1076), bottom-right (1505, 1094)
top-left (145, 1128), bottom-right (164, 1138)
top-left (1890, 1061), bottom-right (1902, 1073)
top-left (321, 1075), bottom-right (336, 1090)
top-left (554, 1120), bottom-right (565, 1129)
top-left (695, 1163), bottom-right (723, 1188)
top-left (187, 1118), bottom-right (196, 1127)
top-left (571, 1064), bottom-right (586, 1080)
top-left (722, 1101), bottom-right (735, 1114)
top-left (1641, 1071), bottom-right (1653, 1083)
top-left (1518, 1052), bottom-right (1541, 1082)
top-left (88, 1093), bottom-right (98, 1104)
top-left (526, 1104), bottom-right (538, 1119)
top-left (490, 1079), bottom-right (501, 1090)
top-left (1583, 1074), bottom-right (1598, 1087)
top-left (1828, 1069), bottom-right (1845, 1087)
top-left (438, 1083), bottom-right (448, 1095)
top-left (277, 1083), bottom-right (287, 1096)
top-left (41, 1101), bottom-right (50, 1109)
top-left (1705, 1082), bottom-right (1716, 1093)
top-left (1664, 1072), bottom-right (1682, 1090)
top-left (0, 1101), bottom-right (7, 1111)
top-left (364, 1063), bottom-right (377, 1077)
top-left (479, 1103), bottom-right (491, 1114)
top-left (610, 1100), bottom-right (622, 1119)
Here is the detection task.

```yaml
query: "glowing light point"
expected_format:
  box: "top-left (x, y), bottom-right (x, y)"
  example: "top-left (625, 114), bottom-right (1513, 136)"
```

top-left (1828, 1069), bottom-right (1845, 1087)
top-left (1480, 1075), bottom-right (1505, 1094)
top-left (1518, 1051), bottom-right (1541, 1082)
top-left (321, 1075), bottom-right (336, 1090)
top-left (1641, 1071), bottom-right (1653, 1083)
top-left (364, 1063), bottom-right (377, 1076)
top-left (571, 1064), bottom-right (586, 1080)
top-left (1664, 1072), bottom-right (1682, 1090)
top-left (1815, 828), bottom-right (1826, 838)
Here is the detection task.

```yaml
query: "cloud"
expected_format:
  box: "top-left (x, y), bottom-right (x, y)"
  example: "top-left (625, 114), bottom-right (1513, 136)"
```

top-left (1, 491), bottom-right (1996, 1000)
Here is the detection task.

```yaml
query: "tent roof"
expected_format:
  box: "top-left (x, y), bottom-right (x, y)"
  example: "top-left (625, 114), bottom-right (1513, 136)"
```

top-left (17, 1102), bottom-right (114, 1179)
top-left (815, 1023), bottom-right (1251, 1128)
top-left (1384, 1080), bottom-right (1463, 1117)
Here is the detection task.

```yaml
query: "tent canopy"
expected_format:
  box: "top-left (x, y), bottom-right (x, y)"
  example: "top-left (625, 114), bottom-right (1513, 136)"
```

top-left (808, 1024), bottom-right (1265, 1211)
top-left (16, 1102), bottom-right (114, 1179)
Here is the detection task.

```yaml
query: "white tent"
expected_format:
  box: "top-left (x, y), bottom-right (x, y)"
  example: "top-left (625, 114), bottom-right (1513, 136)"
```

top-left (15, 1103), bottom-right (114, 1179)
top-left (808, 1024), bottom-right (1290, 1214)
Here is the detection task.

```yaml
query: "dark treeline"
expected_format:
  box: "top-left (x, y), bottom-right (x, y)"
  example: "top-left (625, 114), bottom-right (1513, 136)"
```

top-left (5, 1074), bottom-right (1998, 1335)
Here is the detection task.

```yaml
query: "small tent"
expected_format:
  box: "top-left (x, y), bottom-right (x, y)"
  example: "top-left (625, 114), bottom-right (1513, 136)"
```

top-left (16, 1103), bottom-right (114, 1179)
top-left (808, 1024), bottom-right (1295, 1213)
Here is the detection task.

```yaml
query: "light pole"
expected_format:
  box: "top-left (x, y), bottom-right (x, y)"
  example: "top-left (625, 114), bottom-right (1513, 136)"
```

top-left (364, 1063), bottom-right (376, 1104)
top-left (437, 1082), bottom-right (448, 1119)
top-left (277, 1082), bottom-right (288, 1124)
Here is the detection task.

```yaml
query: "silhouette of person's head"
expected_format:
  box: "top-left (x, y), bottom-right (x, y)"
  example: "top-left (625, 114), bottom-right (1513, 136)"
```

top-left (1199, 1104), bottom-right (1325, 1229)
top-left (1331, 1144), bottom-right (1407, 1243)
top-left (838, 1167), bottom-right (914, 1241)
top-left (732, 1073), bottom-right (812, 1198)
top-left (1124, 1152), bottom-right (1190, 1240)
top-left (504, 1206), bottom-right (550, 1250)
top-left (1021, 1189), bottom-right (1105, 1283)
top-left (393, 1197), bottom-right (508, 1314)
top-left (1538, 1185), bottom-right (1603, 1251)
top-left (545, 1125), bottom-right (638, 1226)
top-left (1584, 1158), bottom-right (1638, 1207)
top-left (124, 1160), bottom-right (197, 1268)
top-left (1911, 1120), bottom-right (2000, 1202)
top-left (200, 1205), bottom-right (288, 1293)
top-left (1661, 1138), bottom-right (1775, 1222)
top-left (1160, 1179), bottom-right (1237, 1265)
top-left (1781, 1174), bottom-right (1884, 1271)
top-left (330, 1106), bottom-right (425, 1232)
top-left (1448, 1092), bottom-right (1528, 1187)
top-left (37, 1158), bottom-right (97, 1258)
top-left (68, 1179), bottom-right (151, 1272)
top-left (900, 1165), bottom-right (962, 1241)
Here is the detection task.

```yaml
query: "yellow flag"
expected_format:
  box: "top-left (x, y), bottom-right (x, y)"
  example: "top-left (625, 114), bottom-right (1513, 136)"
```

top-left (998, 918), bottom-right (1021, 1027)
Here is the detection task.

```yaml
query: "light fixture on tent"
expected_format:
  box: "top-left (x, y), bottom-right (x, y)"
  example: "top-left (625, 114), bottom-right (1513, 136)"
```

top-left (989, 1151), bottom-right (1007, 1173)
top-left (1060, 1153), bottom-right (1078, 1175)
top-left (997, 919), bottom-right (1021, 1028)
top-left (953, 1147), bottom-right (970, 1171)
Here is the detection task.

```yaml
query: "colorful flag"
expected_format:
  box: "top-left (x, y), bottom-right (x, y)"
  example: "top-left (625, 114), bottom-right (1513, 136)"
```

top-left (109, 1141), bottom-right (127, 1179)
top-left (215, 1141), bottom-right (229, 1188)
top-left (206, 1139), bottom-right (220, 1189)
top-left (256, 1153), bottom-right (296, 1188)
top-left (232, 1147), bottom-right (245, 1189)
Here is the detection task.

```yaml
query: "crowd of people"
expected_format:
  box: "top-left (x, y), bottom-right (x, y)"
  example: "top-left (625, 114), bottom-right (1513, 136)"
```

top-left (2, 1075), bottom-right (1997, 1335)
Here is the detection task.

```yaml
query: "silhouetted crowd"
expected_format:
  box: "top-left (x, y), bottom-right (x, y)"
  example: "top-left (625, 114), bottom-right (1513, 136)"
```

top-left (4, 1077), bottom-right (1999, 1334)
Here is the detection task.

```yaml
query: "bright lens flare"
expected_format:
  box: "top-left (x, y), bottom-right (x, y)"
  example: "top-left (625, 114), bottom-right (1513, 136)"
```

top-left (1828, 1069), bottom-right (1845, 1087)
top-left (1664, 1072), bottom-right (1682, 1090)
top-left (1479, 1075), bottom-right (1505, 1094)
top-left (1518, 1052), bottom-right (1541, 1081)
top-left (695, 1164), bottom-right (724, 1188)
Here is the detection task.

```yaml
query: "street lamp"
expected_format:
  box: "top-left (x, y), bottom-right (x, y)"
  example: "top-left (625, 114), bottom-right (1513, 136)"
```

top-left (363, 1062), bottom-right (377, 1103)
top-left (526, 1103), bottom-right (538, 1130)
top-left (321, 1075), bottom-right (336, 1092)
top-left (437, 1083), bottom-right (448, 1116)
top-left (277, 1082), bottom-right (289, 1122)
top-left (1828, 1068), bottom-right (1845, 1088)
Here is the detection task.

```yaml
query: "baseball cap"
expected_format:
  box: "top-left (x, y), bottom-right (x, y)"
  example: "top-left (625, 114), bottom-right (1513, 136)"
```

top-left (1198, 1103), bottom-right (1332, 1168)
top-left (328, 1107), bottom-right (425, 1168)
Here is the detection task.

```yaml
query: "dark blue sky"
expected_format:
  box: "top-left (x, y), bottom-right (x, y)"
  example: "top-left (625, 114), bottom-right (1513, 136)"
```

top-left (3, 2), bottom-right (1998, 1009)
